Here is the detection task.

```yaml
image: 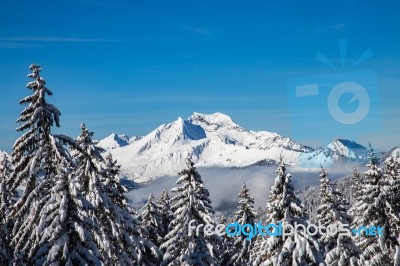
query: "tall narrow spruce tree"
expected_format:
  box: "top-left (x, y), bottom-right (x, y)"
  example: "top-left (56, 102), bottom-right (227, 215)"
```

top-left (316, 168), bottom-right (358, 265)
top-left (0, 152), bottom-right (12, 264)
top-left (8, 64), bottom-right (72, 264)
top-left (161, 155), bottom-right (220, 265)
top-left (158, 188), bottom-right (173, 240)
top-left (71, 124), bottom-right (160, 265)
top-left (9, 64), bottom-right (62, 211)
top-left (350, 144), bottom-right (400, 265)
top-left (229, 183), bottom-right (256, 265)
top-left (141, 194), bottom-right (164, 248)
top-left (253, 158), bottom-right (323, 265)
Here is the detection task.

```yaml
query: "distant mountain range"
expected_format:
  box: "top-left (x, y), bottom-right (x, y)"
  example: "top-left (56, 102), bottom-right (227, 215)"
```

top-left (97, 112), bottom-right (371, 182)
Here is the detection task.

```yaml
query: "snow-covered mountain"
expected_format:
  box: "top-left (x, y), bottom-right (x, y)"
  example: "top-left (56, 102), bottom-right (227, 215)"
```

top-left (327, 139), bottom-right (368, 159)
top-left (297, 139), bottom-right (369, 167)
top-left (98, 112), bottom-right (369, 182)
top-left (96, 133), bottom-right (130, 150)
top-left (382, 147), bottom-right (400, 163)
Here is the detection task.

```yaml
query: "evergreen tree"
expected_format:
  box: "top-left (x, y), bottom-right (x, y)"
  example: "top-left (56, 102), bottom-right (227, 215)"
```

top-left (10, 121), bottom-right (160, 265)
top-left (141, 194), bottom-right (164, 247)
top-left (350, 144), bottom-right (399, 265)
top-left (71, 124), bottom-right (160, 265)
top-left (30, 156), bottom-right (106, 265)
top-left (8, 64), bottom-right (72, 264)
top-left (381, 156), bottom-right (400, 262)
top-left (158, 188), bottom-right (173, 239)
top-left (161, 155), bottom-right (220, 265)
top-left (316, 168), bottom-right (358, 265)
top-left (101, 153), bottom-right (127, 210)
top-left (9, 64), bottom-right (62, 212)
top-left (350, 168), bottom-right (362, 206)
top-left (229, 183), bottom-right (256, 265)
top-left (253, 158), bottom-right (323, 265)
top-left (0, 152), bottom-right (12, 263)
top-left (218, 215), bottom-right (234, 265)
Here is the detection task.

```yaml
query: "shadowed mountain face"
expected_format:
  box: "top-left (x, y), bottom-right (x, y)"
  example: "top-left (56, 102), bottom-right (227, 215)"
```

top-left (97, 112), bottom-right (369, 182)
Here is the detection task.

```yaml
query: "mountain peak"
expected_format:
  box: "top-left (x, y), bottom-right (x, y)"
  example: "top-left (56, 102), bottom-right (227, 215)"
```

top-left (327, 138), bottom-right (368, 160)
top-left (189, 112), bottom-right (243, 132)
top-left (191, 112), bottom-right (234, 124)
top-left (98, 113), bottom-right (372, 181)
top-left (330, 138), bottom-right (367, 150)
top-left (97, 133), bottom-right (130, 150)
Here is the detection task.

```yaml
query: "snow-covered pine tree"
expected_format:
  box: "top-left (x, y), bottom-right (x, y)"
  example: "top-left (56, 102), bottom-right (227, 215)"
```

top-left (0, 152), bottom-right (12, 263)
top-left (15, 123), bottom-right (160, 265)
top-left (9, 64), bottom-right (62, 211)
top-left (141, 194), bottom-right (164, 248)
top-left (30, 155), bottom-right (107, 265)
top-left (350, 168), bottom-right (362, 206)
top-left (161, 155), bottom-right (220, 266)
top-left (381, 156), bottom-right (400, 262)
top-left (218, 215), bottom-right (234, 265)
top-left (71, 124), bottom-right (160, 265)
top-left (158, 188), bottom-right (173, 240)
top-left (8, 64), bottom-right (74, 264)
top-left (316, 168), bottom-right (358, 265)
top-left (253, 158), bottom-right (323, 266)
top-left (101, 151), bottom-right (163, 264)
top-left (102, 153), bottom-right (127, 210)
top-left (229, 183), bottom-right (256, 265)
top-left (350, 144), bottom-right (399, 265)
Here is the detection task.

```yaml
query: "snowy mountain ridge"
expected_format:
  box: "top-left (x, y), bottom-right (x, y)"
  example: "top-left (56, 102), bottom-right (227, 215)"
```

top-left (97, 133), bottom-right (130, 150)
top-left (97, 112), bottom-right (370, 182)
top-left (382, 147), bottom-right (400, 163)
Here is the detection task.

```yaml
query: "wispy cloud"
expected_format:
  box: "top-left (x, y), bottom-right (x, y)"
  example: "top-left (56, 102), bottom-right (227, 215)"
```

top-left (183, 25), bottom-right (210, 36)
top-left (315, 22), bottom-right (347, 33)
top-left (0, 42), bottom-right (40, 49)
top-left (0, 37), bottom-right (123, 43)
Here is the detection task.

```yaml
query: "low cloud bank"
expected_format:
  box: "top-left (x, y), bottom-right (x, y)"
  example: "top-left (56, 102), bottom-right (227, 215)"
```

top-left (126, 163), bottom-right (364, 211)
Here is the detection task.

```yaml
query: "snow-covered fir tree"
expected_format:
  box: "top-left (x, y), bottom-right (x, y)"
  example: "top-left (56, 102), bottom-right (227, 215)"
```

top-left (9, 121), bottom-right (160, 264)
top-left (70, 124), bottom-right (160, 265)
top-left (101, 151), bottom-right (163, 264)
top-left (8, 64), bottom-right (74, 264)
top-left (381, 156), bottom-right (400, 264)
top-left (217, 215), bottom-right (234, 265)
top-left (141, 194), bottom-right (164, 247)
top-left (253, 158), bottom-right (323, 266)
top-left (350, 144), bottom-right (400, 265)
top-left (9, 64), bottom-right (62, 211)
top-left (161, 155), bottom-right (220, 266)
top-left (316, 168), bottom-right (358, 265)
top-left (158, 188), bottom-right (173, 240)
top-left (29, 155), bottom-right (107, 265)
top-left (101, 153), bottom-right (128, 210)
top-left (0, 152), bottom-right (12, 263)
top-left (350, 168), bottom-right (362, 206)
top-left (229, 183), bottom-right (256, 265)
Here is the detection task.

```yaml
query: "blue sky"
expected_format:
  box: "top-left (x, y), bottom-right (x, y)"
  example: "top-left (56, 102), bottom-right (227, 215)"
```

top-left (1, 0), bottom-right (399, 152)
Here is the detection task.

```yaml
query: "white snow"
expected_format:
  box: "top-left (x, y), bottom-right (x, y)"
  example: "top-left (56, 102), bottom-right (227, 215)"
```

top-left (97, 112), bottom-right (369, 182)
top-left (383, 147), bottom-right (400, 163)
top-left (96, 133), bottom-right (130, 150)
